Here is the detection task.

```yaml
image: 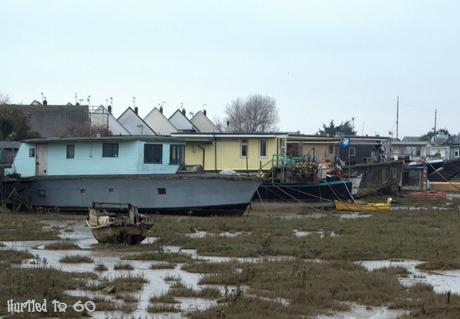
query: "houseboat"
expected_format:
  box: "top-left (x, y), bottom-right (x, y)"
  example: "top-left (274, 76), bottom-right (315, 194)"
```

top-left (5, 136), bottom-right (260, 214)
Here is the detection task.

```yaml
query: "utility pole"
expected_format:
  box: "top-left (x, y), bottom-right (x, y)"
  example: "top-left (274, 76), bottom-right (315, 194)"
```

top-left (434, 108), bottom-right (437, 135)
top-left (396, 96), bottom-right (399, 140)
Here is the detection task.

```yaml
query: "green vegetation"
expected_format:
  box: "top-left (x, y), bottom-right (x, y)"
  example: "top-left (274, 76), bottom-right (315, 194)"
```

top-left (59, 255), bottom-right (93, 263)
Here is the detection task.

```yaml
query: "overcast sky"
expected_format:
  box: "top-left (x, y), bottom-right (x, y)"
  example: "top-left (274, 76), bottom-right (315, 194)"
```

top-left (2, 0), bottom-right (459, 137)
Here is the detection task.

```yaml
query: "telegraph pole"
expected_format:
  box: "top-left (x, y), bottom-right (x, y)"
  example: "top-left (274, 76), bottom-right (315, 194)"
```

top-left (434, 108), bottom-right (437, 135)
top-left (396, 96), bottom-right (399, 140)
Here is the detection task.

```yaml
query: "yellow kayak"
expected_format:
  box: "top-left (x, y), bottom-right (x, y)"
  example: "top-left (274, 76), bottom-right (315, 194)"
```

top-left (334, 200), bottom-right (391, 212)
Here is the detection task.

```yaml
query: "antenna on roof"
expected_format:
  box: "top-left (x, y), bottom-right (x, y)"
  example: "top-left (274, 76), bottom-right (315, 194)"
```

top-left (202, 104), bottom-right (207, 116)
top-left (87, 95), bottom-right (91, 107)
top-left (132, 97), bottom-right (136, 108)
top-left (40, 92), bottom-right (44, 103)
top-left (74, 93), bottom-right (78, 105)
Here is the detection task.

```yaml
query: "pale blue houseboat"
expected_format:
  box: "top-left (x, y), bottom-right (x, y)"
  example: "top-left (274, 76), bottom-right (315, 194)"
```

top-left (6, 136), bottom-right (259, 214)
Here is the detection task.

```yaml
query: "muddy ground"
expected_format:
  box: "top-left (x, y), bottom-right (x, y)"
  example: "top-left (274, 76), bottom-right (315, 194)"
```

top-left (1, 198), bottom-right (460, 318)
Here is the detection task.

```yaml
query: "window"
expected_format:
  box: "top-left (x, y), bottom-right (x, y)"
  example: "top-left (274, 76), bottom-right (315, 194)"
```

top-left (37, 189), bottom-right (46, 197)
top-left (66, 144), bottom-right (75, 159)
top-left (350, 147), bottom-right (356, 157)
top-left (259, 139), bottom-right (267, 158)
top-left (158, 187), bottom-right (166, 195)
top-left (29, 148), bottom-right (35, 157)
top-left (241, 140), bottom-right (248, 157)
top-left (455, 149), bottom-right (460, 158)
top-left (102, 143), bottom-right (119, 157)
top-left (144, 144), bottom-right (162, 164)
top-left (170, 144), bottom-right (185, 164)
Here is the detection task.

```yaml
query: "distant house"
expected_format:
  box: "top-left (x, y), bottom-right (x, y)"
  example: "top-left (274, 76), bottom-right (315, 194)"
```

top-left (390, 141), bottom-right (429, 161)
top-left (118, 107), bottom-right (156, 135)
top-left (143, 107), bottom-right (178, 135)
top-left (90, 106), bottom-right (130, 135)
top-left (338, 136), bottom-right (389, 165)
top-left (169, 109), bottom-right (199, 132)
top-left (4, 103), bottom-right (90, 138)
top-left (190, 111), bottom-right (221, 133)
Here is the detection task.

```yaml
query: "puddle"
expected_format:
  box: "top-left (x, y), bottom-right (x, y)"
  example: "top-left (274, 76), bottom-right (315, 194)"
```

top-left (357, 259), bottom-right (460, 295)
top-left (317, 303), bottom-right (406, 319)
top-left (293, 229), bottom-right (339, 238)
top-left (334, 213), bottom-right (372, 219)
top-left (185, 231), bottom-right (244, 239)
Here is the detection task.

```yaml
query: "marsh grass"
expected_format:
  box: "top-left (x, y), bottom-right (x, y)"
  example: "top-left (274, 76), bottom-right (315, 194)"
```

top-left (122, 251), bottom-right (194, 263)
top-left (149, 210), bottom-right (460, 261)
top-left (182, 261), bottom-right (239, 274)
top-left (0, 213), bottom-right (78, 241)
top-left (114, 263), bottom-right (134, 270)
top-left (416, 260), bottom-right (460, 271)
top-left (0, 264), bottom-right (95, 317)
top-left (60, 255), bottom-right (93, 263)
top-left (44, 241), bottom-right (81, 250)
top-left (94, 263), bottom-right (108, 271)
top-left (0, 249), bottom-right (33, 264)
top-left (151, 262), bottom-right (176, 269)
top-left (87, 274), bottom-right (147, 293)
top-left (150, 294), bottom-right (179, 304)
top-left (147, 303), bottom-right (180, 313)
top-left (192, 260), bottom-right (460, 319)
top-left (168, 286), bottom-right (221, 299)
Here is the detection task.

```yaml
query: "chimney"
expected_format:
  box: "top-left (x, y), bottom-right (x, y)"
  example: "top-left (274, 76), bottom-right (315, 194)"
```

top-left (134, 106), bottom-right (138, 114)
top-left (43, 99), bottom-right (48, 105)
top-left (159, 106), bottom-right (163, 114)
top-left (203, 109), bottom-right (207, 116)
top-left (181, 108), bottom-right (186, 116)
top-left (108, 105), bottom-right (112, 114)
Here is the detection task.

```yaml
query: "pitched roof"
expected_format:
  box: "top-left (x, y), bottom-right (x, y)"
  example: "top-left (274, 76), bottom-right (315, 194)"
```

top-left (117, 107), bottom-right (156, 135)
top-left (169, 109), bottom-right (199, 132)
top-left (190, 111), bottom-right (221, 133)
top-left (90, 105), bottom-right (130, 135)
top-left (143, 107), bottom-right (178, 135)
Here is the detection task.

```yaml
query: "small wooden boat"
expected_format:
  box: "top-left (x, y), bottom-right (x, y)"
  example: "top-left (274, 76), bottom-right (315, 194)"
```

top-left (86, 202), bottom-right (153, 244)
top-left (334, 200), bottom-right (391, 212)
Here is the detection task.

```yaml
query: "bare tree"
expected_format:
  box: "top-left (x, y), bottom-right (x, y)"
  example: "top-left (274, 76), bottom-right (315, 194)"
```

top-left (225, 94), bottom-right (279, 132)
top-left (0, 93), bottom-right (9, 105)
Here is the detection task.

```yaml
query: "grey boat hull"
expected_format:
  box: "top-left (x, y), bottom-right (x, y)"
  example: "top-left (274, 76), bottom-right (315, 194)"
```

top-left (26, 174), bottom-right (260, 215)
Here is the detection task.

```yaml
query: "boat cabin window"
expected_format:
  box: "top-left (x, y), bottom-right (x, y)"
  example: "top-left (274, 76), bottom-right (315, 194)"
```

top-left (241, 140), bottom-right (248, 158)
top-left (259, 139), bottom-right (267, 158)
top-left (66, 144), bottom-right (75, 159)
top-left (144, 144), bottom-right (162, 164)
top-left (29, 148), bottom-right (35, 157)
top-left (102, 143), bottom-right (119, 158)
top-left (170, 144), bottom-right (184, 164)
